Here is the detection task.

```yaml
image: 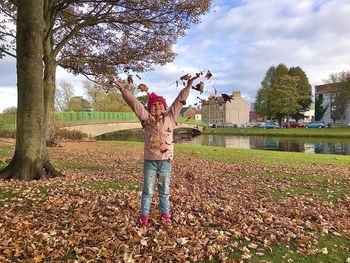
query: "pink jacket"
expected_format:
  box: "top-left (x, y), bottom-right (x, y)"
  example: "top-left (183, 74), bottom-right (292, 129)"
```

top-left (119, 85), bottom-right (191, 160)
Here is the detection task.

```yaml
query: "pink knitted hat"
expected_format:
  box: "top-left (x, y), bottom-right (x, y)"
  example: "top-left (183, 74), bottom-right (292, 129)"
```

top-left (147, 92), bottom-right (167, 110)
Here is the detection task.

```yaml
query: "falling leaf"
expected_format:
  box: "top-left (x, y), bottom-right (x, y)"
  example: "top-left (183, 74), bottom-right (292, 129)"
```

top-left (222, 93), bottom-right (234, 102)
top-left (127, 75), bottom-right (133, 84)
top-left (192, 81), bottom-right (204, 94)
top-left (180, 74), bottom-right (191, 81)
top-left (138, 84), bottom-right (148, 92)
top-left (205, 70), bottom-right (213, 80)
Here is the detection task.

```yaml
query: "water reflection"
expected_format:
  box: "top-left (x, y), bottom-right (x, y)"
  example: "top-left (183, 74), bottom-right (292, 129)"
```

top-left (182, 134), bottom-right (350, 155)
top-left (96, 130), bottom-right (350, 155)
top-left (188, 135), bottom-right (350, 155)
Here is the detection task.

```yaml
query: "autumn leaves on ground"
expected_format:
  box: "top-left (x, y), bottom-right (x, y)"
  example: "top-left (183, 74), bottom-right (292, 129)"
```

top-left (0, 139), bottom-right (350, 262)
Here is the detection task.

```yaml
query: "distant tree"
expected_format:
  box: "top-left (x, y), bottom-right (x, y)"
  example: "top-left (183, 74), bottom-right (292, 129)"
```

top-left (255, 63), bottom-right (311, 124)
top-left (271, 75), bottom-right (302, 125)
top-left (315, 94), bottom-right (328, 121)
top-left (288, 67), bottom-right (312, 121)
top-left (83, 81), bottom-right (133, 112)
top-left (2, 106), bottom-right (17, 114)
top-left (55, 81), bottom-right (75, 111)
top-left (255, 66), bottom-right (277, 120)
top-left (270, 64), bottom-right (289, 123)
top-left (66, 96), bottom-right (91, 112)
top-left (323, 71), bottom-right (350, 127)
top-left (137, 94), bottom-right (150, 109)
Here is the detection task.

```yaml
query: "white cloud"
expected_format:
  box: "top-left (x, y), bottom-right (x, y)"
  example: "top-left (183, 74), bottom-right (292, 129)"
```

top-left (0, 87), bottom-right (17, 112)
top-left (1, 0), bottom-right (350, 112)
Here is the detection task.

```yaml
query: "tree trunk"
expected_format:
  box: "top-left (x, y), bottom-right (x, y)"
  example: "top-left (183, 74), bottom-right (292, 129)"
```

top-left (44, 50), bottom-right (57, 146)
top-left (43, 0), bottom-right (60, 147)
top-left (0, 0), bottom-right (62, 180)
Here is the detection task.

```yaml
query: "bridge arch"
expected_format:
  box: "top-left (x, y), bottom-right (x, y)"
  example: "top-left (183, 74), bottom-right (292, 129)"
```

top-left (61, 121), bottom-right (204, 138)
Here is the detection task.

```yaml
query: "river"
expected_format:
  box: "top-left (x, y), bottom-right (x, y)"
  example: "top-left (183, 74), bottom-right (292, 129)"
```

top-left (96, 129), bottom-right (350, 155)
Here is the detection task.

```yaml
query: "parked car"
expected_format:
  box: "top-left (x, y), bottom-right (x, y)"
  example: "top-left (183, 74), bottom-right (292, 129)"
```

top-left (263, 122), bottom-right (279, 129)
top-left (281, 122), bottom-right (304, 128)
top-left (304, 121), bottom-right (325, 128)
top-left (247, 122), bottom-right (265, 128)
top-left (224, 124), bottom-right (238, 128)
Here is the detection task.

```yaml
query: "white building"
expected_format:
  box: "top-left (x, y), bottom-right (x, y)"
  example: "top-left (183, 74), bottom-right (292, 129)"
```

top-left (201, 91), bottom-right (249, 126)
top-left (315, 82), bottom-right (350, 126)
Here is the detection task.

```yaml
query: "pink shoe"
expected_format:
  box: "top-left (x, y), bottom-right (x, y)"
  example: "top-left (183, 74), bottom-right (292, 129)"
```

top-left (140, 214), bottom-right (149, 228)
top-left (161, 213), bottom-right (172, 225)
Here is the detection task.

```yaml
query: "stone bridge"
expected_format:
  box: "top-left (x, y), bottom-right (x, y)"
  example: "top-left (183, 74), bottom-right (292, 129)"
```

top-left (61, 121), bottom-right (205, 138)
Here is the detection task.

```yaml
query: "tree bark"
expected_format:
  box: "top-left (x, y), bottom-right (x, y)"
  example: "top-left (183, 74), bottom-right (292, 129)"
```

top-left (44, 46), bottom-right (57, 146)
top-left (43, 0), bottom-right (59, 147)
top-left (0, 0), bottom-right (62, 180)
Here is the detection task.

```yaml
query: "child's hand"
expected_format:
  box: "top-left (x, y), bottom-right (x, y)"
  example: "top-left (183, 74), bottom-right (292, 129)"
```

top-left (187, 74), bottom-right (201, 87)
top-left (110, 80), bottom-right (125, 90)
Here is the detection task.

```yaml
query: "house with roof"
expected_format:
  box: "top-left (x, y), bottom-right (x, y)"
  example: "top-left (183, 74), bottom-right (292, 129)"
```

top-left (200, 91), bottom-right (249, 127)
top-left (179, 106), bottom-right (196, 119)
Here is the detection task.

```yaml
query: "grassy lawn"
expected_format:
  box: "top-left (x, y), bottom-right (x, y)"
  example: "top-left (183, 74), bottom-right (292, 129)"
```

top-left (0, 140), bottom-right (349, 262)
top-left (175, 143), bottom-right (350, 167)
top-left (204, 127), bottom-right (350, 138)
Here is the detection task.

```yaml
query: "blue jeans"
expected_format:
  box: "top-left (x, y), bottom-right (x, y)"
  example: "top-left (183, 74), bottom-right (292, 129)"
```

top-left (141, 160), bottom-right (172, 215)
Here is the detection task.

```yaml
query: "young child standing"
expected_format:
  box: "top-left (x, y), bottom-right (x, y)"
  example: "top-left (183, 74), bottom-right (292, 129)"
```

top-left (112, 75), bottom-right (199, 228)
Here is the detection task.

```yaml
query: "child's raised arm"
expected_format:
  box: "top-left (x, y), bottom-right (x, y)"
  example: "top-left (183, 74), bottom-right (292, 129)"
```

top-left (111, 81), bottom-right (150, 122)
top-left (167, 74), bottom-right (200, 122)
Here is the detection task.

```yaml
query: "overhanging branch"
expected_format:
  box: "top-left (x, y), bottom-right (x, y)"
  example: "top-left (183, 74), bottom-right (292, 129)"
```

top-left (0, 47), bottom-right (16, 58)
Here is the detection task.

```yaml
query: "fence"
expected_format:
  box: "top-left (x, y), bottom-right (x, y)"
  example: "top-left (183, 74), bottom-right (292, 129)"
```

top-left (54, 111), bottom-right (139, 124)
top-left (0, 112), bottom-right (207, 134)
top-left (0, 114), bottom-right (16, 136)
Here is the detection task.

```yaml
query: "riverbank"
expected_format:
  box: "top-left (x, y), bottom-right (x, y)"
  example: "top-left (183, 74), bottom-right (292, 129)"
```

top-left (203, 127), bottom-right (350, 138)
top-left (0, 139), bottom-right (350, 262)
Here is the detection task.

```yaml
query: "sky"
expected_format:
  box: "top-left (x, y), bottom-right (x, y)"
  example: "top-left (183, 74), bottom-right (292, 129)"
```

top-left (1, 0), bottom-right (350, 113)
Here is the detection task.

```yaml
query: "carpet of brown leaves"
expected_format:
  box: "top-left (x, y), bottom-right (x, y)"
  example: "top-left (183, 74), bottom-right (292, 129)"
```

top-left (0, 140), bottom-right (350, 262)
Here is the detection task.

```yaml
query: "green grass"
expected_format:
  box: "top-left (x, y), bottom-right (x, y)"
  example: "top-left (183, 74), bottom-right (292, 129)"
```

top-left (96, 140), bottom-right (350, 168)
top-left (0, 189), bottom-right (19, 202)
top-left (0, 144), bottom-right (13, 158)
top-left (206, 235), bottom-right (350, 263)
top-left (249, 235), bottom-right (350, 263)
top-left (268, 183), bottom-right (348, 203)
top-left (0, 186), bottom-right (54, 205)
top-left (236, 172), bottom-right (349, 203)
top-left (0, 180), bottom-right (139, 205)
top-left (174, 143), bottom-right (350, 168)
top-left (204, 127), bottom-right (350, 138)
top-left (97, 140), bottom-right (143, 148)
